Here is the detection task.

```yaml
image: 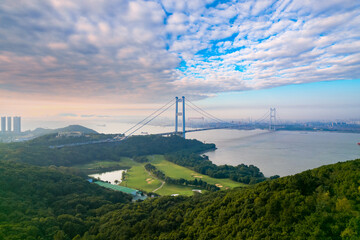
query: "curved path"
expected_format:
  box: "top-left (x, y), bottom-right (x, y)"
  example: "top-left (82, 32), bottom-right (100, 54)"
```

top-left (145, 169), bottom-right (165, 192)
top-left (152, 180), bottom-right (165, 192)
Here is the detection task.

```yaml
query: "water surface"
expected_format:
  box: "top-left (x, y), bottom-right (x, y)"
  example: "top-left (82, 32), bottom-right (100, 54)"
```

top-left (187, 130), bottom-right (360, 177)
top-left (89, 170), bottom-right (126, 184)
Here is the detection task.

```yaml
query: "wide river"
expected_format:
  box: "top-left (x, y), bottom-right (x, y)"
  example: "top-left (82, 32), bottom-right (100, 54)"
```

top-left (187, 129), bottom-right (360, 177)
top-left (78, 122), bottom-right (360, 178)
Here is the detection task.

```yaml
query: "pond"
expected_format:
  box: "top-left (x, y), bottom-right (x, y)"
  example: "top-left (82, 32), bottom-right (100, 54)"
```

top-left (89, 169), bottom-right (126, 184)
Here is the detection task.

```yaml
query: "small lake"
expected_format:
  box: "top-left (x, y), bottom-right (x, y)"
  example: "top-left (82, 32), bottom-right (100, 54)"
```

top-left (89, 170), bottom-right (126, 184)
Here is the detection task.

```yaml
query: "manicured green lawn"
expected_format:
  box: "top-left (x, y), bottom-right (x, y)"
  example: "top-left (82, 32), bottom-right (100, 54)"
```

top-left (155, 183), bottom-right (197, 196)
top-left (76, 155), bottom-right (246, 196)
top-left (148, 155), bottom-right (246, 189)
top-left (120, 164), bottom-right (163, 193)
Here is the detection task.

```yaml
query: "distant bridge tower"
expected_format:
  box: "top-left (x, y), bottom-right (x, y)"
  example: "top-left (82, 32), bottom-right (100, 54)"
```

top-left (175, 96), bottom-right (186, 138)
top-left (269, 108), bottom-right (276, 131)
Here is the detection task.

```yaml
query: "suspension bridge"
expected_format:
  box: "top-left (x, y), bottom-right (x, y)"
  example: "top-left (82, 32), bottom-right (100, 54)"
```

top-left (122, 96), bottom-right (277, 139)
top-left (50, 96), bottom-right (277, 148)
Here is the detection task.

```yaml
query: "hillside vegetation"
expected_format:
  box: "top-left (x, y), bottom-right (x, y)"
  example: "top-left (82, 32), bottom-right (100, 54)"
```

top-left (0, 135), bottom-right (215, 166)
top-left (0, 162), bottom-right (131, 240)
top-left (1, 158), bottom-right (359, 239)
top-left (90, 159), bottom-right (360, 239)
top-left (1, 133), bottom-right (359, 239)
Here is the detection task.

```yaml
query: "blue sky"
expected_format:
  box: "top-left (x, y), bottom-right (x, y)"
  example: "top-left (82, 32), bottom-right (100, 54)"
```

top-left (198, 79), bottom-right (360, 120)
top-left (0, 0), bottom-right (359, 123)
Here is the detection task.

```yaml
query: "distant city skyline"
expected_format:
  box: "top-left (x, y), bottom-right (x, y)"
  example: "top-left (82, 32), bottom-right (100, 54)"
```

top-left (0, 116), bottom-right (21, 133)
top-left (0, 0), bottom-right (359, 129)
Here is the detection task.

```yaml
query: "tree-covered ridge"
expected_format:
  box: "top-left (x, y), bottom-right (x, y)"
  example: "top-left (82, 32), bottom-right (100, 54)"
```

top-left (89, 159), bottom-right (360, 239)
top-left (165, 152), bottom-right (268, 184)
top-left (0, 161), bottom-right (131, 240)
top-left (0, 135), bottom-right (216, 167)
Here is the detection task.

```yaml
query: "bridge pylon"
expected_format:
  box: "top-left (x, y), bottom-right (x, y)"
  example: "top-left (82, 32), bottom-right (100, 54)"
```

top-left (269, 108), bottom-right (276, 131)
top-left (175, 96), bottom-right (186, 138)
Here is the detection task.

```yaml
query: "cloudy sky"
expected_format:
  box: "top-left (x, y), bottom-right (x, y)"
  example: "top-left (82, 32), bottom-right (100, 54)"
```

top-left (1, 0), bottom-right (360, 130)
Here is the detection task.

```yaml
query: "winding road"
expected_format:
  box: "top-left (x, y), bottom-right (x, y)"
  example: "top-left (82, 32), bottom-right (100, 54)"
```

top-left (145, 169), bottom-right (165, 192)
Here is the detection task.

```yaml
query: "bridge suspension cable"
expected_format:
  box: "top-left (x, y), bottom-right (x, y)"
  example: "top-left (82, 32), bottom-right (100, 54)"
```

top-left (186, 99), bottom-right (238, 126)
top-left (185, 103), bottom-right (220, 123)
top-left (253, 111), bottom-right (270, 123)
top-left (125, 101), bottom-right (175, 137)
top-left (123, 99), bottom-right (174, 135)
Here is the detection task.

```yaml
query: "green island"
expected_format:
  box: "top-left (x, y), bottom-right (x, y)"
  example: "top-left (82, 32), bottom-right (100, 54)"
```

top-left (0, 130), bottom-right (359, 239)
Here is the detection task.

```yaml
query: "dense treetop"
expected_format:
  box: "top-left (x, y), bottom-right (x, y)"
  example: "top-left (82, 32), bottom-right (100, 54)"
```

top-left (1, 158), bottom-right (360, 239)
top-left (89, 159), bottom-right (360, 239)
top-left (0, 161), bottom-right (131, 240)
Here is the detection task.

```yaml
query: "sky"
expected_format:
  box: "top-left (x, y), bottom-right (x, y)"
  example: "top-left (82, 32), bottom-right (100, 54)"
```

top-left (0, 0), bottom-right (360, 130)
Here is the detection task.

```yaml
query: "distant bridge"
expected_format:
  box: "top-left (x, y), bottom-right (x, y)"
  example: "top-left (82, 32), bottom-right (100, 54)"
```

top-left (50, 97), bottom-right (276, 148)
top-left (122, 96), bottom-right (277, 138)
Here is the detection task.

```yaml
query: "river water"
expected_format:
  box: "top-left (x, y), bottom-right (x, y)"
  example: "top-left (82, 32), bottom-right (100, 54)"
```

top-left (187, 130), bottom-right (360, 177)
top-left (83, 121), bottom-right (360, 178)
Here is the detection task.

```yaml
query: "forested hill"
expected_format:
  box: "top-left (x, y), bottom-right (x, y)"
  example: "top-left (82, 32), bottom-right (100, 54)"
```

top-left (1, 158), bottom-right (360, 239)
top-left (0, 135), bottom-right (216, 166)
top-left (90, 159), bottom-right (360, 239)
top-left (0, 161), bottom-right (131, 239)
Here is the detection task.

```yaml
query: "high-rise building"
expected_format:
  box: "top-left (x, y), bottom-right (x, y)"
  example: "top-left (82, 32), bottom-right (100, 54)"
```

top-left (13, 116), bottom-right (21, 133)
top-left (7, 116), bottom-right (11, 132)
top-left (1, 117), bottom-right (5, 132)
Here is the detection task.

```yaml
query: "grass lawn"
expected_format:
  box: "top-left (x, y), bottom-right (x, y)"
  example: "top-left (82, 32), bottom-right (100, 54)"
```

top-left (74, 157), bottom-right (137, 170)
top-left (148, 155), bottom-right (246, 189)
top-left (120, 164), bottom-right (163, 193)
top-left (75, 155), bottom-right (246, 196)
top-left (155, 183), bottom-right (197, 196)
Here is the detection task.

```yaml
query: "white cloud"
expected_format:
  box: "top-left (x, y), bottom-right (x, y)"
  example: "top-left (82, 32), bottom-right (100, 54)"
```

top-left (0, 0), bottom-right (359, 102)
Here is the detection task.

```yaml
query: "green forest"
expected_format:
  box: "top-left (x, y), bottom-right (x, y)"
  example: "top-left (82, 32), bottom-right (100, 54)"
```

top-left (1, 158), bottom-right (360, 239)
top-left (0, 134), bottom-right (359, 239)
top-left (0, 135), bottom-right (215, 167)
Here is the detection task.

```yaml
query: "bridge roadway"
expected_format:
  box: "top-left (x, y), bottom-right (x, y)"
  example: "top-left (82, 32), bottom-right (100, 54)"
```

top-left (154, 126), bottom-right (235, 136)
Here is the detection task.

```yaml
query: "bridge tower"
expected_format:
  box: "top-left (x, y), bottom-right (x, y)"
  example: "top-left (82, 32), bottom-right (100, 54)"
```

top-left (175, 97), bottom-right (179, 133)
top-left (269, 108), bottom-right (276, 131)
top-left (175, 96), bottom-right (186, 138)
top-left (182, 96), bottom-right (185, 138)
